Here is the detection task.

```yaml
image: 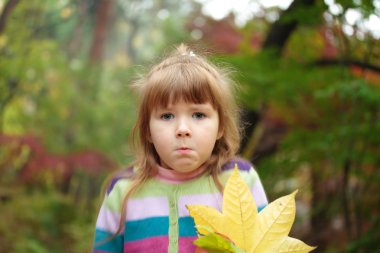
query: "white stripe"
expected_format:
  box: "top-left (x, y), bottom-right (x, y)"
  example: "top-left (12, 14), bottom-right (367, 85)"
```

top-left (251, 180), bottom-right (268, 208)
top-left (178, 182), bottom-right (268, 217)
top-left (96, 205), bottom-right (121, 233)
top-left (126, 196), bottom-right (169, 221)
top-left (178, 192), bottom-right (223, 217)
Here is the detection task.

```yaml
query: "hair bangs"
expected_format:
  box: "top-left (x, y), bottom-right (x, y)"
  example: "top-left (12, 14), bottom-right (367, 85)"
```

top-left (146, 63), bottom-right (217, 110)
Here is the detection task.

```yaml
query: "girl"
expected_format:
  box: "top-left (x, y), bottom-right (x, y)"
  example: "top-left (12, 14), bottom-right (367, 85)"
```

top-left (92, 45), bottom-right (268, 253)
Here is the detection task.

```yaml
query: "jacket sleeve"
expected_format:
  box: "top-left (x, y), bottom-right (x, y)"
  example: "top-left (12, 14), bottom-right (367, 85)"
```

top-left (92, 180), bottom-right (126, 253)
top-left (248, 167), bottom-right (268, 212)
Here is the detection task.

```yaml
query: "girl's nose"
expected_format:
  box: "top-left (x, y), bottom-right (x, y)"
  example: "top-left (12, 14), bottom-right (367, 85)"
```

top-left (176, 120), bottom-right (192, 137)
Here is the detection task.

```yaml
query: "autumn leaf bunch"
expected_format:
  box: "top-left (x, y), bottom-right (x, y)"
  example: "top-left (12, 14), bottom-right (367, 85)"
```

top-left (186, 165), bottom-right (316, 253)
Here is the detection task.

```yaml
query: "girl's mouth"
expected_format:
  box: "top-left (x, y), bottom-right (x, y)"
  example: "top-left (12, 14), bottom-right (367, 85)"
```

top-left (177, 147), bottom-right (191, 154)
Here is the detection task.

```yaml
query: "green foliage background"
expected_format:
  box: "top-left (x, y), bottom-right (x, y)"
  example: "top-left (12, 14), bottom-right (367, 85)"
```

top-left (1, 0), bottom-right (379, 252)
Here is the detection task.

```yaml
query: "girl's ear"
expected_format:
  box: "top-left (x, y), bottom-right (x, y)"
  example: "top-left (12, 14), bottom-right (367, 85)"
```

top-left (217, 127), bottom-right (223, 140)
top-left (147, 132), bottom-right (153, 143)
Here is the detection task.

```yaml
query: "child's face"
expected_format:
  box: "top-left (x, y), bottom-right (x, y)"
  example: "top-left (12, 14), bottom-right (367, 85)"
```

top-left (149, 100), bottom-right (221, 173)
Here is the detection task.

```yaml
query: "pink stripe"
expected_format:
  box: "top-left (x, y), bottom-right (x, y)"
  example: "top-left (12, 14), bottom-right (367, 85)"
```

top-left (178, 192), bottom-right (223, 217)
top-left (154, 164), bottom-right (207, 184)
top-left (124, 236), bottom-right (169, 253)
top-left (179, 236), bottom-right (198, 253)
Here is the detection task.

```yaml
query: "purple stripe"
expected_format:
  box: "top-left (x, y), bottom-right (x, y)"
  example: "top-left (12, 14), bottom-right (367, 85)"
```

top-left (222, 158), bottom-right (252, 172)
top-left (107, 167), bottom-right (134, 195)
top-left (179, 236), bottom-right (198, 253)
top-left (124, 236), bottom-right (169, 253)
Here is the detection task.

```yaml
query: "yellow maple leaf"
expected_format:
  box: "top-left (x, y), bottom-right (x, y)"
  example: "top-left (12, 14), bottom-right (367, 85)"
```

top-left (187, 164), bottom-right (316, 253)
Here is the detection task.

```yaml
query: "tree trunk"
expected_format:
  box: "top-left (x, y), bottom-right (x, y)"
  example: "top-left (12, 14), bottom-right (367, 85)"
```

top-left (342, 158), bottom-right (354, 241)
top-left (314, 58), bottom-right (380, 73)
top-left (309, 165), bottom-right (335, 252)
top-left (0, 80), bottom-right (18, 133)
top-left (242, 0), bottom-right (319, 154)
top-left (0, 0), bottom-right (20, 35)
top-left (262, 0), bottom-right (316, 53)
top-left (125, 18), bottom-right (139, 63)
top-left (89, 0), bottom-right (114, 63)
top-left (67, 1), bottom-right (88, 58)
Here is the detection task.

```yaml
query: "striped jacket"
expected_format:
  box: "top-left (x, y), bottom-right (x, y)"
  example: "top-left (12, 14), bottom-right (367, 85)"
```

top-left (92, 159), bottom-right (268, 253)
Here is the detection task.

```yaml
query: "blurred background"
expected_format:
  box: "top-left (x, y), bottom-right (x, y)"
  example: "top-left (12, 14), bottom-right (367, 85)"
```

top-left (1, 0), bottom-right (379, 252)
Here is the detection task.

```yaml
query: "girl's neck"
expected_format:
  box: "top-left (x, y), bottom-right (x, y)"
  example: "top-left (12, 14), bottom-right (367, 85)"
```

top-left (154, 163), bottom-right (207, 184)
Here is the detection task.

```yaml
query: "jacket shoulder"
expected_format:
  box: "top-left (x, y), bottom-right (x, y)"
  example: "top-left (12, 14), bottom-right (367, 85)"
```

top-left (105, 166), bottom-right (135, 195)
top-left (221, 157), bottom-right (253, 172)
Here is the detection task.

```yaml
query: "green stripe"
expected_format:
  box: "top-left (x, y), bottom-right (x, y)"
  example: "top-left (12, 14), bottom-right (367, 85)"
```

top-left (104, 167), bottom-right (259, 211)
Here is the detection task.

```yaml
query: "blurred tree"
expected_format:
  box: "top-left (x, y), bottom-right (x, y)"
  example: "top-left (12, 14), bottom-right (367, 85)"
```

top-left (1, 0), bottom-right (379, 252)
top-left (114, 0), bottom-right (193, 63)
top-left (189, 0), bottom-right (380, 251)
top-left (0, 0), bottom-right (20, 132)
top-left (0, 0), bottom-right (19, 34)
top-left (262, 0), bottom-right (319, 53)
top-left (89, 0), bottom-right (114, 63)
top-left (212, 0), bottom-right (380, 252)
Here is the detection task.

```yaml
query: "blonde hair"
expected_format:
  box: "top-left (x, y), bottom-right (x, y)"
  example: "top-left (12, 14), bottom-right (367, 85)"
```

top-left (115, 44), bottom-right (241, 235)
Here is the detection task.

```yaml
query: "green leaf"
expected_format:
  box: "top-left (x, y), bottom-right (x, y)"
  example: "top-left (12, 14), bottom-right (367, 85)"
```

top-left (194, 231), bottom-right (244, 253)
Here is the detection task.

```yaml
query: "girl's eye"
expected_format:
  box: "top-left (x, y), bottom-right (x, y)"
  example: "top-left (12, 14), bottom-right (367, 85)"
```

top-left (160, 113), bottom-right (174, 120)
top-left (193, 112), bottom-right (206, 119)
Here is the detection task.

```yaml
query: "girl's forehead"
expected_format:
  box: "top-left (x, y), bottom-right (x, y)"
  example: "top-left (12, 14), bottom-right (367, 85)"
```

top-left (158, 100), bottom-right (213, 109)
top-left (148, 95), bottom-right (218, 114)
top-left (152, 92), bottom-right (214, 107)
top-left (145, 67), bottom-right (219, 112)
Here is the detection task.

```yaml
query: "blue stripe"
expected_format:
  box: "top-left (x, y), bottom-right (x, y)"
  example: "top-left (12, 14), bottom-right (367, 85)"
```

top-left (125, 217), bottom-right (169, 242)
top-left (94, 229), bottom-right (123, 252)
top-left (96, 207), bottom-right (266, 250)
top-left (258, 205), bottom-right (266, 212)
top-left (179, 216), bottom-right (197, 236)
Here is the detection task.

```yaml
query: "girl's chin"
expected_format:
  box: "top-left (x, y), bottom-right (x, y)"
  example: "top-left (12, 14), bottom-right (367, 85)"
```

top-left (162, 160), bottom-right (201, 172)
